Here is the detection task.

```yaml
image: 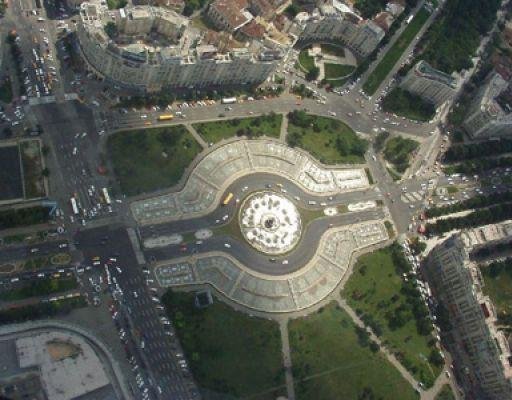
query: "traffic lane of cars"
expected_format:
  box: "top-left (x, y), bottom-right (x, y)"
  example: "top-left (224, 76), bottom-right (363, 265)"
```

top-left (140, 172), bottom-right (381, 239)
top-left (76, 226), bottom-right (198, 400)
top-left (145, 208), bottom-right (385, 276)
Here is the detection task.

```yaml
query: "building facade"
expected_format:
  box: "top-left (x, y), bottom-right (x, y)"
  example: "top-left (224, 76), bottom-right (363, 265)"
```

top-left (76, 1), bottom-right (279, 92)
top-left (463, 72), bottom-right (512, 139)
top-left (296, 16), bottom-right (384, 58)
top-left (425, 235), bottom-right (512, 400)
top-left (400, 60), bottom-right (457, 106)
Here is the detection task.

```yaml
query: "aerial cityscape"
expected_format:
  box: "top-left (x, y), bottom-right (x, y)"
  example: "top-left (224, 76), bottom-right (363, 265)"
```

top-left (0, 0), bottom-right (511, 398)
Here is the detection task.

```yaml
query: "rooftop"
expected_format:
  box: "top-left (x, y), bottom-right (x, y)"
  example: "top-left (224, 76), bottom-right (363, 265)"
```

top-left (16, 332), bottom-right (110, 400)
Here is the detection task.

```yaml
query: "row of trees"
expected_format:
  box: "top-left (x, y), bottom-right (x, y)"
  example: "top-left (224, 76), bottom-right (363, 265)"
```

top-left (426, 202), bottom-right (512, 235)
top-left (0, 278), bottom-right (78, 302)
top-left (381, 87), bottom-right (435, 122)
top-left (472, 240), bottom-right (512, 260)
top-left (0, 297), bottom-right (86, 325)
top-left (425, 190), bottom-right (512, 218)
top-left (383, 136), bottom-right (419, 173)
top-left (0, 206), bottom-right (50, 230)
top-left (446, 156), bottom-right (512, 175)
top-left (417, 0), bottom-right (501, 73)
top-left (444, 138), bottom-right (512, 162)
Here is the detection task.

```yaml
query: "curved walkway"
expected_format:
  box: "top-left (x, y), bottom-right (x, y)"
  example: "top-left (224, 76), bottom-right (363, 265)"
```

top-left (131, 139), bottom-right (369, 225)
top-left (154, 220), bottom-right (388, 313)
top-left (0, 320), bottom-right (132, 400)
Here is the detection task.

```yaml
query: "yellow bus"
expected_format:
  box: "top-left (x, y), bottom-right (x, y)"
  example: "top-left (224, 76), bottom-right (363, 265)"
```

top-left (222, 192), bottom-right (234, 206)
top-left (157, 114), bottom-right (174, 121)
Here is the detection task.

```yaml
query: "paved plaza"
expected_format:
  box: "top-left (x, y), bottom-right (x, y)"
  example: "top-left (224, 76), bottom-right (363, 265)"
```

top-left (154, 221), bottom-right (388, 313)
top-left (131, 140), bottom-right (369, 225)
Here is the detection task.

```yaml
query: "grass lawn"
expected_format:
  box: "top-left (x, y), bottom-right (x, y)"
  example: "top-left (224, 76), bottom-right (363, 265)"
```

top-left (342, 244), bottom-right (442, 387)
top-left (321, 43), bottom-right (345, 58)
top-left (0, 78), bottom-right (13, 103)
top-left (435, 384), bottom-right (455, 400)
top-left (298, 48), bottom-right (315, 73)
top-left (287, 111), bottom-right (368, 164)
top-left (383, 135), bottom-right (419, 173)
top-left (194, 113), bottom-right (282, 144)
top-left (162, 290), bottom-right (285, 399)
top-left (107, 126), bottom-right (201, 196)
top-left (289, 303), bottom-right (418, 400)
top-left (324, 63), bottom-right (355, 79)
top-left (363, 7), bottom-right (431, 95)
top-left (446, 186), bottom-right (458, 194)
top-left (20, 140), bottom-right (45, 199)
top-left (107, 0), bottom-right (127, 9)
top-left (382, 87), bottom-right (436, 122)
top-left (481, 260), bottom-right (512, 324)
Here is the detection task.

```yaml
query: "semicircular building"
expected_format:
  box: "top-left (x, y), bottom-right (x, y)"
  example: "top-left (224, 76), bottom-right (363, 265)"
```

top-left (76, 0), bottom-right (281, 92)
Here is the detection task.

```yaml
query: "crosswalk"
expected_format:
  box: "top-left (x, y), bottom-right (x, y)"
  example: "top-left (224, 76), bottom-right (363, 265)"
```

top-left (401, 191), bottom-right (424, 203)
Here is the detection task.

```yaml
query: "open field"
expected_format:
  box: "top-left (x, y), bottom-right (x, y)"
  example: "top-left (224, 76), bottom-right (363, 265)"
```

top-left (0, 145), bottom-right (23, 201)
top-left (287, 111), bottom-right (367, 164)
top-left (324, 63), bottom-right (355, 79)
top-left (162, 290), bottom-right (285, 399)
top-left (342, 244), bottom-right (442, 387)
top-left (107, 126), bottom-right (201, 196)
top-left (383, 136), bottom-right (419, 173)
top-left (363, 7), bottom-right (430, 95)
top-left (194, 114), bottom-right (282, 144)
top-left (382, 87), bottom-right (435, 122)
top-left (20, 140), bottom-right (45, 199)
top-left (481, 259), bottom-right (512, 327)
top-left (298, 48), bottom-right (315, 73)
top-left (289, 303), bottom-right (418, 400)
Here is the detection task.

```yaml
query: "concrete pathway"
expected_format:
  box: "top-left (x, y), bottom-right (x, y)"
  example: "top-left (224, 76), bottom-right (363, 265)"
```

top-left (279, 319), bottom-right (296, 400)
top-left (279, 113), bottom-right (289, 142)
top-left (184, 123), bottom-right (208, 148)
top-left (336, 297), bottom-right (419, 389)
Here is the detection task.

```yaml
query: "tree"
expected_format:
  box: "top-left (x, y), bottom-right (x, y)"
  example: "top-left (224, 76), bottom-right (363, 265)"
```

top-left (305, 66), bottom-right (320, 81)
top-left (104, 22), bottom-right (118, 39)
top-left (42, 167), bottom-right (50, 177)
top-left (42, 144), bottom-right (50, 156)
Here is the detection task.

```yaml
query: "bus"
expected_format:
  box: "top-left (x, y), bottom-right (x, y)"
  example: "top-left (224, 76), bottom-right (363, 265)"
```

top-left (222, 192), bottom-right (234, 206)
top-left (221, 97), bottom-right (237, 104)
top-left (70, 197), bottom-right (79, 215)
top-left (157, 114), bottom-right (174, 121)
top-left (102, 188), bottom-right (112, 205)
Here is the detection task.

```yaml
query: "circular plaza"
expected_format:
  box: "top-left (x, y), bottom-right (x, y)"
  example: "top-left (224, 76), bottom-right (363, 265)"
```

top-left (239, 192), bottom-right (302, 255)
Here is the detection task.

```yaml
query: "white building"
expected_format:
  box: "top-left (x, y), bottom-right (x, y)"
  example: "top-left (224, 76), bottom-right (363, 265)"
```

top-left (400, 60), bottom-right (457, 106)
top-left (463, 72), bottom-right (512, 139)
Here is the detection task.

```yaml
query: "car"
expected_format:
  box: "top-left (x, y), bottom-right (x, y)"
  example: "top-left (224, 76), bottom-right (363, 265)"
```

top-left (224, 243), bottom-right (231, 248)
top-left (58, 243), bottom-right (68, 249)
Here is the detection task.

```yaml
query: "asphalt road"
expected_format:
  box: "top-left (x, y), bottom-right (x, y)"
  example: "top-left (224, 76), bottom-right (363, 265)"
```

top-left (75, 226), bottom-right (199, 400)
top-left (146, 208), bottom-right (385, 275)
top-left (0, 239), bottom-right (68, 263)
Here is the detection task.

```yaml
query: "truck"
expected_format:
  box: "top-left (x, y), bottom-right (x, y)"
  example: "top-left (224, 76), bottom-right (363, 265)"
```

top-left (157, 114), bottom-right (174, 121)
top-left (221, 97), bottom-right (237, 104)
top-left (70, 197), bottom-right (79, 215)
top-left (222, 192), bottom-right (234, 206)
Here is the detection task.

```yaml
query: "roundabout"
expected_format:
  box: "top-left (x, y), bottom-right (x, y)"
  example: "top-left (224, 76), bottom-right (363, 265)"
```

top-left (239, 192), bottom-right (302, 255)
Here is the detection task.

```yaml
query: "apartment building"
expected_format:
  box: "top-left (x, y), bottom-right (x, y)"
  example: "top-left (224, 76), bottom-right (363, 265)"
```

top-left (297, 16), bottom-right (384, 58)
top-left (425, 235), bottom-right (512, 400)
top-left (400, 60), bottom-right (457, 106)
top-left (76, 0), bottom-right (279, 92)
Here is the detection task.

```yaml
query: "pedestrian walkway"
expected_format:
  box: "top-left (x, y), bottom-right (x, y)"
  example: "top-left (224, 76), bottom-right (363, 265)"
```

top-left (279, 113), bottom-right (288, 141)
top-left (401, 191), bottom-right (424, 203)
top-left (279, 320), bottom-right (296, 400)
top-left (336, 297), bottom-right (419, 389)
top-left (184, 123), bottom-right (207, 149)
